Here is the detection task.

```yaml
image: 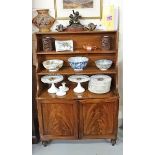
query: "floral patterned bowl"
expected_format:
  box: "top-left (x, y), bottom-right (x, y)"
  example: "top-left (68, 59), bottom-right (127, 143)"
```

top-left (42, 59), bottom-right (63, 72)
top-left (68, 56), bottom-right (89, 71)
top-left (95, 59), bottom-right (112, 70)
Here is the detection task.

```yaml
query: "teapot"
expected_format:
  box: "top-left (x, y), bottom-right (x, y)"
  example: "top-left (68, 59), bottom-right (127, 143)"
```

top-left (83, 44), bottom-right (97, 51)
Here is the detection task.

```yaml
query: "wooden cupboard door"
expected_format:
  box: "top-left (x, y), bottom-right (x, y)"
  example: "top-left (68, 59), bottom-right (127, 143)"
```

top-left (79, 99), bottom-right (118, 138)
top-left (38, 100), bottom-right (78, 139)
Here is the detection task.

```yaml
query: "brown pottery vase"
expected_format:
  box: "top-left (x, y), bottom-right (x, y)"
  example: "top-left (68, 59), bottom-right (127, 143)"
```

top-left (32, 9), bottom-right (55, 32)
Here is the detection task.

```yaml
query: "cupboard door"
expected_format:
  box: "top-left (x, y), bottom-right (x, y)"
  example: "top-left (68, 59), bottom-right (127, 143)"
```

top-left (79, 99), bottom-right (118, 139)
top-left (38, 100), bottom-right (78, 139)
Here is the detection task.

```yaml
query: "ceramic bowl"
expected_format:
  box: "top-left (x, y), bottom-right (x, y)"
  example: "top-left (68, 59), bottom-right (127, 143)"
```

top-left (95, 59), bottom-right (112, 70)
top-left (42, 59), bottom-right (63, 72)
top-left (68, 56), bottom-right (89, 71)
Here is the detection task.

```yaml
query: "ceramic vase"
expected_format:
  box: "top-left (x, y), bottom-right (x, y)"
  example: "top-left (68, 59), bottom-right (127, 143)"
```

top-left (32, 9), bottom-right (55, 32)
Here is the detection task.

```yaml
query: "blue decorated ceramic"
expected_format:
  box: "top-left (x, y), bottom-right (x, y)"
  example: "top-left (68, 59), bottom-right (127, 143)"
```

top-left (68, 57), bottom-right (89, 71)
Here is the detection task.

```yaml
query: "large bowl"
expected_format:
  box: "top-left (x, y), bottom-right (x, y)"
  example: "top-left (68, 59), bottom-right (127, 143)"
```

top-left (42, 59), bottom-right (63, 72)
top-left (68, 56), bottom-right (89, 71)
top-left (95, 59), bottom-right (112, 70)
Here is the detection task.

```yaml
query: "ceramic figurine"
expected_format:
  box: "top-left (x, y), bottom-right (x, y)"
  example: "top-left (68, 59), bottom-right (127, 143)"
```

top-left (61, 82), bottom-right (69, 92)
top-left (32, 9), bottom-right (55, 32)
top-left (56, 86), bottom-right (66, 96)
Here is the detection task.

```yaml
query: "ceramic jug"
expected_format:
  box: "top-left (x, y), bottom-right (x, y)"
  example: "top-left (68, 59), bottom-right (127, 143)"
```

top-left (83, 44), bottom-right (97, 51)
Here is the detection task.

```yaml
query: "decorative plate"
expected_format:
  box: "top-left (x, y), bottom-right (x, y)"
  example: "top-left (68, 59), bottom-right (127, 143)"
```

top-left (55, 40), bottom-right (73, 52)
top-left (68, 75), bottom-right (90, 83)
top-left (41, 75), bottom-right (63, 84)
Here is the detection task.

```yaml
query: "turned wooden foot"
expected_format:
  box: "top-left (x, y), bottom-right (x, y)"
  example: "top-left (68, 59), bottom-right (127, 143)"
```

top-left (111, 139), bottom-right (116, 146)
top-left (42, 141), bottom-right (48, 147)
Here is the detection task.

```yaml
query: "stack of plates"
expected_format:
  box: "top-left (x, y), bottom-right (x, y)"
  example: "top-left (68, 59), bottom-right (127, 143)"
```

top-left (88, 75), bottom-right (112, 94)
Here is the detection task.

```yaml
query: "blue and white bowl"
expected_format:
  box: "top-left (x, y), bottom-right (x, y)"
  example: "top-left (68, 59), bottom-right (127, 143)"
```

top-left (68, 56), bottom-right (89, 71)
top-left (95, 59), bottom-right (113, 70)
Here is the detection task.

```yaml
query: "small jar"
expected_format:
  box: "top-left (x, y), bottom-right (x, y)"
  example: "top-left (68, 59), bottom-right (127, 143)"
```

top-left (101, 36), bottom-right (112, 50)
top-left (42, 37), bottom-right (55, 51)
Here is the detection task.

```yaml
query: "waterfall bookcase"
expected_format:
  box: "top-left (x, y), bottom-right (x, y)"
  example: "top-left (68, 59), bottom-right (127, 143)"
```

top-left (34, 31), bottom-right (119, 146)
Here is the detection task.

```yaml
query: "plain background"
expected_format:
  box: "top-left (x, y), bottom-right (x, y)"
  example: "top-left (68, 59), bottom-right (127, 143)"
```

top-left (0, 0), bottom-right (155, 155)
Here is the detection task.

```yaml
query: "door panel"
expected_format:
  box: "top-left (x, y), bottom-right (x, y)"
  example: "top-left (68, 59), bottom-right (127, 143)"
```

top-left (79, 99), bottom-right (118, 138)
top-left (40, 100), bottom-right (78, 139)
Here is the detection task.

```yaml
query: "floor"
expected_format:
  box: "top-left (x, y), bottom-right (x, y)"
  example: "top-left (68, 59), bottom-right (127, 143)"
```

top-left (32, 128), bottom-right (123, 155)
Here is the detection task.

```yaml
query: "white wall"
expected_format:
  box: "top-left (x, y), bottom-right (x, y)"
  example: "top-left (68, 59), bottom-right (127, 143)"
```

top-left (32, 0), bottom-right (123, 119)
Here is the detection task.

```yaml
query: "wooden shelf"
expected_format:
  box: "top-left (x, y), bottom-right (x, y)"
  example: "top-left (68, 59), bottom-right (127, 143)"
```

top-left (37, 49), bottom-right (116, 55)
top-left (35, 30), bottom-right (117, 35)
top-left (37, 88), bottom-right (119, 100)
top-left (37, 66), bottom-right (117, 75)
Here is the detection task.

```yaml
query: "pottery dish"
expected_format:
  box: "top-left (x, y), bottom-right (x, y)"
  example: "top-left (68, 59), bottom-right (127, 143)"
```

top-left (95, 59), bottom-right (112, 70)
top-left (55, 40), bottom-right (73, 52)
top-left (68, 56), bottom-right (89, 71)
top-left (43, 59), bottom-right (63, 72)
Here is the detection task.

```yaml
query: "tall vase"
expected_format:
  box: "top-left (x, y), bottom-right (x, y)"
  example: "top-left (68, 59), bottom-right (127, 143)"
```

top-left (32, 9), bottom-right (55, 32)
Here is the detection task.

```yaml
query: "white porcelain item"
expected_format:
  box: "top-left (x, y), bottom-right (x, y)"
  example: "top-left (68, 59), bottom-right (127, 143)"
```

top-left (41, 75), bottom-right (63, 93)
top-left (95, 59), bottom-right (112, 70)
top-left (48, 83), bottom-right (59, 94)
top-left (88, 75), bottom-right (112, 94)
top-left (61, 82), bottom-right (69, 92)
top-left (68, 56), bottom-right (89, 71)
top-left (55, 40), bottom-right (73, 52)
top-left (42, 59), bottom-right (63, 72)
top-left (73, 82), bottom-right (85, 93)
top-left (56, 86), bottom-right (66, 96)
top-left (68, 75), bottom-right (90, 93)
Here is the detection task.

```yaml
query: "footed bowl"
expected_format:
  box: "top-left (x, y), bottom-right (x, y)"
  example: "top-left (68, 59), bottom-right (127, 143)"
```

top-left (95, 59), bottom-right (112, 70)
top-left (68, 56), bottom-right (89, 71)
top-left (43, 59), bottom-right (63, 72)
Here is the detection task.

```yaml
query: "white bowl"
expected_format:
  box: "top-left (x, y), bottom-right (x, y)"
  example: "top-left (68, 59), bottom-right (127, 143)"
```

top-left (95, 59), bottom-right (112, 70)
top-left (68, 56), bottom-right (89, 71)
top-left (43, 59), bottom-right (63, 72)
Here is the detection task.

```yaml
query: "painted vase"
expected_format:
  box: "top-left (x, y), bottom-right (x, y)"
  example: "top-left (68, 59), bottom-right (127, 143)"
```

top-left (32, 9), bottom-right (55, 32)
